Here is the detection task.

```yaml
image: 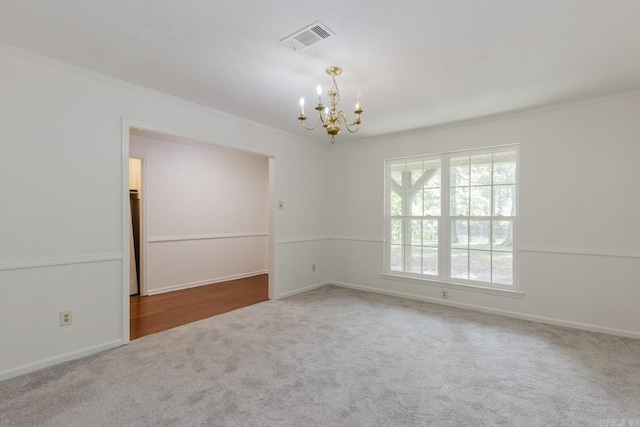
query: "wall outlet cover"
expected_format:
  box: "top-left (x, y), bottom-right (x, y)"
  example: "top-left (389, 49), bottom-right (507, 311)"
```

top-left (60, 310), bottom-right (73, 327)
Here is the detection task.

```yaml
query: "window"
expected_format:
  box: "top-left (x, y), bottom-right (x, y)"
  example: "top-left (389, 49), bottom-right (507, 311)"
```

top-left (385, 146), bottom-right (517, 289)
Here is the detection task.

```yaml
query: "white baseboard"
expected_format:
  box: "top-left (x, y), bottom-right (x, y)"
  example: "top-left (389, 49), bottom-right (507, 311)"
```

top-left (0, 339), bottom-right (123, 381)
top-left (146, 270), bottom-right (269, 295)
top-left (275, 281), bottom-right (330, 299)
top-left (330, 281), bottom-right (640, 339)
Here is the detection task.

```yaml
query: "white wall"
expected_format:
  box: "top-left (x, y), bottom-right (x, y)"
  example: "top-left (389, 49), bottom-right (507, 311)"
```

top-left (329, 93), bottom-right (640, 337)
top-left (129, 132), bottom-right (269, 294)
top-left (0, 45), bottom-right (330, 380)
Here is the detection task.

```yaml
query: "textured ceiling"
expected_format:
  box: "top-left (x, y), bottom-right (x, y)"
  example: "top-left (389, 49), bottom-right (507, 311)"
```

top-left (2, 1), bottom-right (640, 142)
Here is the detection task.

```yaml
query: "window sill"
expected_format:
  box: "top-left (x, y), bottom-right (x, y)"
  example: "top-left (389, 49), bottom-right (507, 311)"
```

top-left (380, 273), bottom-right (525, 299)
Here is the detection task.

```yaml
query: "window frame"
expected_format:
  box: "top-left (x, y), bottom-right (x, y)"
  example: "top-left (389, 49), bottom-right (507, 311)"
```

top-left (383, 144), bottom-right (521, 297)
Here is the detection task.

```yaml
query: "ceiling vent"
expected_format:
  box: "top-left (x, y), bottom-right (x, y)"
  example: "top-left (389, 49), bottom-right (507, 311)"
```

top-left (281, 22), bottom-right (335, 51)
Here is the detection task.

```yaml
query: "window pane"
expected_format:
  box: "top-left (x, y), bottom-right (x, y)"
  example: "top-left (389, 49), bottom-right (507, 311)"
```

top-left (390, 219), bottom-right (403, 244)
top-left (493, 152), bottom-right (516, 184)
top-left (450, 156), bottom-right (469, 187)
top-left (410, 220), bottom-right (422, 245)
top-left (422, 220), bottom-right (438, 247)
top-left (422, 247), bottom-right (438, 276)
top-left (470, 220), bottom-right (491, 250)
top-left (424, 161), bottom-right (441, 188)
top-left (492, 252), bottom-right (513, 285)
top-left (390, 245), bottom-right (403, 271)
top-left (492, 220), bottom-right (512, 252)
top-left (423, 188), bottom-right (441, 216)
top-left (470, 154), bottom-right (492, 185)
top-left (451, 187), bottom-right (469, 216)
top-left (390, 168), bottom-right (404, 188)
top-left (470, 186), bottom-right (491, 216)
top-left (411, 190), bottom-right (423, 216)
top-left (451, 248), bottom-right (468, 279)
top-left (469, 250), bottom-right (491, 282)
top-left (407, 162), bottom-right (423, 186)
top-left (451, 220), bottom-right (468, 249)
top-left (390, 190), bottom-right (403, 216)
top-left (494, 185), bottom-right (515, 216)
top-left (409, 246), bottom-right (422, 273)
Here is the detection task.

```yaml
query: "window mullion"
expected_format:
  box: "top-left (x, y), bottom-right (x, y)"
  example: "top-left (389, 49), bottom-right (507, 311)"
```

top-left (441, 155), bottom-right (451, 280)
top-left (490, 155), bottom-right (495, 282)
top-left (402, 170), bottom-right (413, 272)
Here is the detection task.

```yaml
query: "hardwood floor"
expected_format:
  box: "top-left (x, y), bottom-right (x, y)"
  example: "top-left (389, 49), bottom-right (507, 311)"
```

top-left (130, 274), bottom-right (268, 340)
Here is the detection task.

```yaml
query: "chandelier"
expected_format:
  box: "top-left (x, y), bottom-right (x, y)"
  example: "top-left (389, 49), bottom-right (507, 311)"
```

top-left (298, 66), bottom-right (363, 144)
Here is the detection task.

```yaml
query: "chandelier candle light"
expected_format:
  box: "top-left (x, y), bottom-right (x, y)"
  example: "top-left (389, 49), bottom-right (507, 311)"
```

top-left (298, 66), bottom-right (363, 144)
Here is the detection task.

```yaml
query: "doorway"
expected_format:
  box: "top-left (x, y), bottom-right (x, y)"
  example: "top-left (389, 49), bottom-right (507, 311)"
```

top-left (123, 123), bottom-right (276, 342)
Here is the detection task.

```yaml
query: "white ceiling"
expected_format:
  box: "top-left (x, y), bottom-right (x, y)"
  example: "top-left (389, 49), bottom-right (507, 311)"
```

top-left (2, 1), bottom-right (640, 143)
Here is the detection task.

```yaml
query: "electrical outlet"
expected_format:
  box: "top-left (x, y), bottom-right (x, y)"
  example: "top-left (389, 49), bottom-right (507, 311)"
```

top-left (312, 263), bottom-right (316, 272)
top-left (60, 310), bottom-right (72, 327)
top-left (441, 290), bottom-right (448, 300)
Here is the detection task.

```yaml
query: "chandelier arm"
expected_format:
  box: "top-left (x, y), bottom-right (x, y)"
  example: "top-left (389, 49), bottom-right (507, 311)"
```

top-left (319, 110), bottom-right (327, 125)
top-left (338, 111), bottom-right (362, 133)
top-left (300, 114), bottom-right (323, 131)
top-left (344, 124), bottom-right (361, 134)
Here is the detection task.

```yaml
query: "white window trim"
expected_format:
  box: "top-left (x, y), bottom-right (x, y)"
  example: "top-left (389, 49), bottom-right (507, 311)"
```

top-left (383, 144), bottom-right (520, 297)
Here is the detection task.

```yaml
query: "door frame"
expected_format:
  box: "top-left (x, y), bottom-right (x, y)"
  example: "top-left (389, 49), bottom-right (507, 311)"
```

top-left (120, 118), bottom-right (277, 343)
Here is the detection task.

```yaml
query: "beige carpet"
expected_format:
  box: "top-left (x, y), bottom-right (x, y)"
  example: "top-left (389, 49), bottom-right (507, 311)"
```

top-left (1, 285), bottom-right (639, 426)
